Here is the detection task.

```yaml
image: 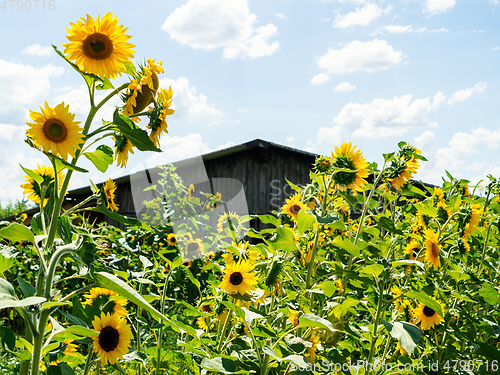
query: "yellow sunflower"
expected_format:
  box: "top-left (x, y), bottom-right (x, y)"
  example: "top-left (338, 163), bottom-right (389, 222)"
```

top-left (219, 260), bottom-right (258, 295)
top-left (305, 334), bottom-right (321, 363)
top-left (113, 135), bottom-right (135, 168)
top-left (187, 184), bottom-right (195, 200)
top-left (184, 238), bottom-right (204, 260)
top-left (330, 142), bottom-right (369, 191)
top-left (414, 301), bottom-right (445, 330)
top-left (21, 165), bottom-right (64, 206)
top-left (148, 85), bottom-right (175, 147)
top-left (26, 102), bottom-right (84, 160)
top-left (91, 312), bottom-right (133, 365)
top-left (434, 187), bottom-right (444, 201)
top-left (103, 178), bottom-right (119, 212)
top-left (222, 241), bottom-right (261, 266)
top-left (404, 239), bottom-right (421, 258)
top-left (167, 233), bottom-right (177, 246)
top-left (389, 157), bottom-right (419, 191)
top-left (217, 212), bottom-right (241, 233)
top-left (63, 339), bottom-right (78, 356)
top-left (63, 13), bottom-right (135, 79)
top-left (462, 203), bottom-right (482, 239)
top-left (424, 228), bottom-right (440, 269)
top-left (83, 287), bottom-right (128, 317)
top-left (282, 193), bottom-right (305, 220)
top-left (288, 308), bottom-right (299, 327)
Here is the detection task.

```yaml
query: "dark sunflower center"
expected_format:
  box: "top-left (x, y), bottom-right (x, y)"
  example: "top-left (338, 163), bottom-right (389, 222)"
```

top-left (423, 306), bottom-right (435, 317)
top-left (43, 119), bottom-right (67, 143)
top-left (430, 242), bottom-right (439, 258)
top-left (98, 326), bottom-right (120, 352)
top-left (229, 272), bottom-right (243, 285)
top-left (169, 237), bottom-right (177, 245)
top-left (290, 204), bottom-right (302, 215)
top-left (83, 33), bottom-right (113, 60)
top-left (187, 242), bottom-right (199, 253)
top-left (332, 156), bottom-right (356, 186)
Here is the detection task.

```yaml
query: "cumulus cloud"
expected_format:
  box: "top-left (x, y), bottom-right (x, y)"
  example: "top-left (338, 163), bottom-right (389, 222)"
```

top-left (333, 4), bottom-right (390, 29)
top-left (22, 44), bottom-right (53, 57)
top-left (373, 25), bottom-right (427, 35)
top-left (162, 0), bottom-right (279, 59)
top-left (317, 39), bottom-right (405, 74)
top-left (448, 82), bottom-right (488, 105)
top-left (160, 77), bottom-right (225, 126)
top-left (310, 73), bottom-right (330, 85)
top-left (423, 0), bottom-right (456, 15)
top-left (334, 82), bottom-right (356, 91)
top-left (275, 13), bottom-right (287, 19)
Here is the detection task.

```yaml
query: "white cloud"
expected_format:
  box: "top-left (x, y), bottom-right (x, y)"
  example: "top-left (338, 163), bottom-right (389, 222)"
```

top-left (275, 13), bottom-right (287, 19)
top-left (321, 0), bottom-right (366, 3)
top-left (237, 108), bottom-right (249, 112)
top-left (317, 39), bottom-right (405, 74)
top-left (22, 44), bottom-right (53, 57)
top-left (423, 0), bottom-right (456, 15)
top-left (448, 82), bottom-right (488, 105)
top-left (162, 0), bottom-right (279, 59)
top-left (310, 73), bottom-right (330, 85)
top-left (334, 82), bottom-right (356, 91)
top-left (0, 60), bottom-right (64, 117)
top-left (316, 125), bottom-right (343, 145)
top-left (374, 25), bottom-right (427, 35)
top-left (414, 130), bottom-right (436, 152)
top-left (160, 77), bottom-right (225, 126)
top-left (333, 4), bottom-right (390, 29)
top-left (332, 92), bottom-right (445, 138)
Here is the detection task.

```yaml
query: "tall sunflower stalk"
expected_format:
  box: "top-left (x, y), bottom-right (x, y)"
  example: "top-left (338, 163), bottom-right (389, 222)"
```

top-left (0, 13), bottom-right (173, 375)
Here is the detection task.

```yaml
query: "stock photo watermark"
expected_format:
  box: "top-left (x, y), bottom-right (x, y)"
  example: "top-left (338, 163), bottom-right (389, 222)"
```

top-left (1, 0), bottom-right (55, 11)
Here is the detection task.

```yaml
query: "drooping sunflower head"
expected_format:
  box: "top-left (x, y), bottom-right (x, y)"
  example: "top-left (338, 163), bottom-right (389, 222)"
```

top-left (331, 142), bottom-right (369, 191)
top-left (91, 312), bottom-right (133, 365)
top-left (217, 212), bottom-right (241, 233)
top-left (287, 308), bottom-right (300, 327)
top-left (26, 102), bottom-right (84, 160)
top-left (147, 85), bottom-right (174, 147)
top-left (314, 155), bottom-right (333, 173)
top-left (459, 203), bottom-right (482, 239)
top-left (415, 301), bottom-right (445, 330)
top-left (187, 184), bottom-right (195, 200)
top-left (387, 157), bottom-right (419, 191)
top-left (63, 13), bottom-right (135, 79)
top-left (83, 287), bottom-right (128, 317)
top-left (113, 135), bottom-right (135, 168)
top-left (282, 193), bottom-right (305, 220)
top-left (218, 260), bottom-right (258, 295)
top-left (424, 228), bottom-right (440, 269)
top-left (21, 165), bottom-right (65, 206)
top-left (102, 178), bottom-right (119, 212)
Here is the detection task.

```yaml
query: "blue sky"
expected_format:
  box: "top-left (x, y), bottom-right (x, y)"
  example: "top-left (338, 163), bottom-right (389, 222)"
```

top-left (1, 0), bottom-right (500, 205)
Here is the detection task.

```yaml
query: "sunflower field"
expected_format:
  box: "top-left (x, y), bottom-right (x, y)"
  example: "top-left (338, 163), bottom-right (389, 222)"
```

top-left (2, 11), bottom-right (500, 375)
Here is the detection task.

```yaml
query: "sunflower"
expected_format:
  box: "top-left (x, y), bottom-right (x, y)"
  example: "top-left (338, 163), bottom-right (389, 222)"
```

top-left (91, 312), bottom-right (133, 365)
top-left (222, 241), bottom-right (261, 266)
top-left (462, 203), bottom-right (482, 239)
top-left (184, 238), bottom-right (204, 260)
top-left (305, 334), bottom-right (321, 363)
top-left (63, 339), bottom-right (78, 356)
top-left (314, 155), bottom-right (333, 173)
top-left (433, 187), bottom-right (444, 201)
top-left (197, 317), bottom-right (214, 331)
top-left (395, 340), bottom-right (408, 355)
top-left (113, 135), bottom-right (135, 168)
top-left (404, 239), bottom-right (420, 258)
top-left (330, 142), bottom-right (369, 191)
top-left (436, 200), bottom-right (451, 223)
top-left (219, 260), bottom-right (258, 295)
top-left (414, 301), bottom-right (445, 330)
top-left (63, 13), bottom-right (135, 79)
top-left (103, 178), bottom-right (119, 212)
top-left (424, 228), bottom-right (440, 269)
top-left (187, 184), bottom-right (195, 200)
top-left (288, 308), bottom-right (299, 327)
top-left (388, 157), bottom-right (419, 191)
top-left (26, 102), bottom-right (84, 160)
top-left (83, 287), bottom-right (128, 317)
top-left (335, 279), bottom-right (344, 294)
top-left (167, 233), bottom-right (177, 246)
top-left (148, 85), bottom-right (174, 147)
top-left (282, 193), bottom-right (305, 220)
top-left (21, 165), bottom-right (64, 206)
top-left (217, 212), bottom-right (241, 233)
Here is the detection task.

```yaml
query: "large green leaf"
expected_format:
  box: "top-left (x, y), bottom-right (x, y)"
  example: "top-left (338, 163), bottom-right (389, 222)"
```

top-left (20, 164), bottom-right (44, 184)
top-left (297, 209), bottom-right (316, 236)
top-left (52, 45), bottom-right (102, 88)
top-left (268, 227), bottom-right (298, 252)
top-left (405, 291), bottom-right (443, 317)
top-left (331, 237), bottom-right (360, 257)
top-left (298, 313), bottom-right (335, 332)
top-left (377, 216), bottom-right (404, 235)
top-left (0, 245), bottom-right (17, 274)
top-left (112, 109), bottom-right (161, 152)
top-left (0, 296), bottom-right (46, 310)
top-left (478, 283), bottom-right (499, 305)
top-left (200, 357), bottom-right (246, 374)
top-left (381, 320), bottom-right (421, 355)
top-left (359, 264), bottom-right (384, 278)
top-left (0, 223), bottom-right (35, 244)
top-left (262, 346), bottom-right (308, 369)
top-left (83, 145), bottom-right (114, 173)
top-left (95, 272), bottom-right (179, 332)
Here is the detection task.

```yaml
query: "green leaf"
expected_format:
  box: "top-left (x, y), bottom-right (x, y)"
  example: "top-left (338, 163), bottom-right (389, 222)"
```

top-left (317, 280), bottom-right (337, 298)
top-left (268, 227), bottom-right (298, 252)
top-left (94, 272), bottom-right (179, 332)
top-left (448, 270), bottom-right (471, 283)
top-left (256, 214), bottom-right (281, 228)
top-left (52, 45), bottom-right (102, 87)
top-left (220, 301), bottom-right (245, 321)
top-left (0, 223), bottom-right (35, 244)
top-left (331, 237), bottom-right (360, 257)
top-left (17, 275), bottom-right (36, 298)
top-left (298, 313), bottom-right (335, 332)
top-left (262, 346), bottom-right (308, 368)
top-left (377, 216), bottom-right (404, 235)
top-left (297, 209), bottom-right (316, 236)
top-left (20, 164), bottom-right (44, 184)
top-left (112, 109), bottom-right (161, 152)
top-left (360, 264), bottom-right (385, 278)
top-left (52, 155), bottom-right (89, 174)
top-left (200, 357), bottom-right (243, 374)
top-left (83, 145), bottom-right (114, 173)
top-left (96, 76), bottom-right (114, 91)
top-left (0, 325), bottom-right (15, 350)
top-left (383, 152), bottom-right (395, 163)
top-left (450, 291), bottom-right (476, 303)
top-left (405, 291), bottom-right (443, 317)
top-left (241, 306), bottom-right (263, 324)
top-left (42, 301), bottom-right (71, 310)
top-left (340, 299), bottom-right (360, 317)
top-left (479, 283), bottom-right (499, 305)
top-left (0, 296), bottom-right (46, 310)
top-left (87, 206), bottom-right (146, 228)
top-left (381, 320), bottom-right (421, 355)
top-left (0, 245), bottom-right (17, 274)
top-left (57, 215), bottom-right (73, 244)
top-left (0, 278), bottom-right (15, 299)
top-left (392, 260), bottom-right (424, 269)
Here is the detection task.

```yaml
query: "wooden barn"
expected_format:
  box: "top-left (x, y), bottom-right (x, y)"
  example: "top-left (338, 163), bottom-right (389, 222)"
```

top-left (64, 138), bottom-right (319, 229)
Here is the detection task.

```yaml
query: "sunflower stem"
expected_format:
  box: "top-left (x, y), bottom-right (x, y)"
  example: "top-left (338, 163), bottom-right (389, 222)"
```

top-left (82, 345), bottom-right (95, 375)
top-left (366, 281), bottom-right (385, 370)
top-left (217, 309), bottom-right (233, 353)
top-left (479, 222), bottom-right (494, 274)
